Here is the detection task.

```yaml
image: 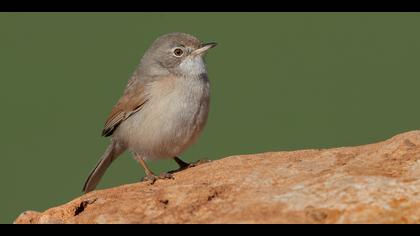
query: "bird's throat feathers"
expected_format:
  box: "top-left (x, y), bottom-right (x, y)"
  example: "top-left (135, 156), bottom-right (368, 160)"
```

top-left (179, 56), bottom-right (207, 77)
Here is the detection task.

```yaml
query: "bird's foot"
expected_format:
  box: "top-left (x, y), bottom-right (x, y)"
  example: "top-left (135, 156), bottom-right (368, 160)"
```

top-left (171, 158), bottom-right (212, 174)
top-left (187, 159), bottom-right (212, 168)
top-left (142, 172), bottom-right (174, 185)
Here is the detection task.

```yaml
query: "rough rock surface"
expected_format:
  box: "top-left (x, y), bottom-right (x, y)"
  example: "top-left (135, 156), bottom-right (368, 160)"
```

top-left (14, 131), bottom-right (420, 224)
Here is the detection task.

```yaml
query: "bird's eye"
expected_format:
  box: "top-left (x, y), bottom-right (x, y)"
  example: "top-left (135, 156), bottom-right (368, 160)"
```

top-left (173, 48), bottom-right (184, 57)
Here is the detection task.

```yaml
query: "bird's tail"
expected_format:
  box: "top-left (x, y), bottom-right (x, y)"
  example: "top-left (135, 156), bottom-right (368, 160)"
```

top-left (82, 141), bottom-right (124, 193)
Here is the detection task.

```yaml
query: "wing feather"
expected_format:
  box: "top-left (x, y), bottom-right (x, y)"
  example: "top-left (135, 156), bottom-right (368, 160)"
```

top-left (102, 78), bottom-right (148, 137)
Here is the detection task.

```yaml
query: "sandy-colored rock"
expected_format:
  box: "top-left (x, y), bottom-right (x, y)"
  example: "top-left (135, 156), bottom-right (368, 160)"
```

top-left (14, 130), bottom-right (420, 224)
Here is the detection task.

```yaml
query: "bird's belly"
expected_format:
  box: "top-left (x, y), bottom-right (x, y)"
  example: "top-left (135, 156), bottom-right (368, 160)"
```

top-left (115, 79), bottom-right (210, 160)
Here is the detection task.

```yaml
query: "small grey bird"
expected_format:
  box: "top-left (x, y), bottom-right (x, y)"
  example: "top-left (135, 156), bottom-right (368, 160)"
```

top-left (83, 32), bottom-right (217, 193)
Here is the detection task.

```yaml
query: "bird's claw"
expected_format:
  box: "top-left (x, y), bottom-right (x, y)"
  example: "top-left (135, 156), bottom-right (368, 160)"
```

top-left (142, 173), bottom-right (174, 185)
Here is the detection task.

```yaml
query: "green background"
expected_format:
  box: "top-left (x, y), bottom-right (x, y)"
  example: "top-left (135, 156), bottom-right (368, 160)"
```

top-left (1, 13), bottom-right (420, 223)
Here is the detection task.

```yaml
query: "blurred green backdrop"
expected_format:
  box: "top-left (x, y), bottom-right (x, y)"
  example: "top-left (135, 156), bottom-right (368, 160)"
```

top-left (1, 13), bottom-right (420, 223)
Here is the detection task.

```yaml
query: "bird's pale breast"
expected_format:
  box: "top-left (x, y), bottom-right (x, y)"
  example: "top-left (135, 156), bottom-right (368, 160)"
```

top-left (113, 75), bottom-right (210, 160)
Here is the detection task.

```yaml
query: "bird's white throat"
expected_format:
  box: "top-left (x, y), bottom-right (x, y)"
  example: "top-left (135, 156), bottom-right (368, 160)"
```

top-left (179, 56), bottom-right (207, 76)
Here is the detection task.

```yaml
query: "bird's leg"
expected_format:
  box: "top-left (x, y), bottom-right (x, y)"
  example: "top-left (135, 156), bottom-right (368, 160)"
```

top-left (138, 157), bottom-right (156, 182)
top-left (135, 154), bottom-right (173, 184)
top-left (173, 156), bottom-right (211, 170)
top-left (173, 156), bottom-right (191, 169)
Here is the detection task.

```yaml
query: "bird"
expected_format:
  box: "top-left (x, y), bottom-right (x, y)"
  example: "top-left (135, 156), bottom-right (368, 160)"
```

top-left (82, 32), bottom-right (217, 193)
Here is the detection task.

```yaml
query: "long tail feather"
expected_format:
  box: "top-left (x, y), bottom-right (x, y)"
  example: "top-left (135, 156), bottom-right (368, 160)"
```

top-left (82, 141), bottom-right (124, 193)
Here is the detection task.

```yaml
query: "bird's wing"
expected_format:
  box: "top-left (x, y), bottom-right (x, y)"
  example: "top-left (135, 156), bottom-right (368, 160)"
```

top-left (102, 78), bottom-right (149, 137)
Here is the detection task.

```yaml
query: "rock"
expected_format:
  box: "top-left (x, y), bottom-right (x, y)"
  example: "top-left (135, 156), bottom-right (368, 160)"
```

top-left (14, 131), bottom-right (420, 224)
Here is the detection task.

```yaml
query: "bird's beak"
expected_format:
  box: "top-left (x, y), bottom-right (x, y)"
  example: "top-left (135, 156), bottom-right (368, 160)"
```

top-left (192, 42), bottom-right (217, 56)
